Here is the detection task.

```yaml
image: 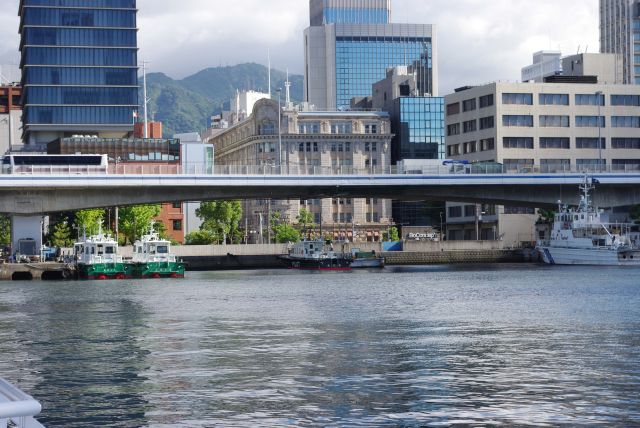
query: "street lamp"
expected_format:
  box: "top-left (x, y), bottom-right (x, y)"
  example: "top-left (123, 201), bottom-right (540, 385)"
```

top-left (596, 90), bottom-right (603, 172)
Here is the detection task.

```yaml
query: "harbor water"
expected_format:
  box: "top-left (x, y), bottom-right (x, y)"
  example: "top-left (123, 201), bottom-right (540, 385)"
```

top-left (0, 264), bottom-right (639, 427)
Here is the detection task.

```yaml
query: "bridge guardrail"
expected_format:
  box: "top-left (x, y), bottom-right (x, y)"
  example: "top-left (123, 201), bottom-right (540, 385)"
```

top-left (3, 163), bottom-right (640, 176)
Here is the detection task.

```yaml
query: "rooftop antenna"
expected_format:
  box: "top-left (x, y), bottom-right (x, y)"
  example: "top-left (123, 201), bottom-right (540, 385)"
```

top-left (585, 45), bottom-right (589, 54)
top-left (267, 48), bottom-right (272, 97)
top-left (285, 68), bottom-right (291, 107)
top-left (576, 45), bottom-right (581, 55)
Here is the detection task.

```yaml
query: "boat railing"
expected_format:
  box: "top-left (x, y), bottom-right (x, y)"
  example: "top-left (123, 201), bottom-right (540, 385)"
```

top-left (0, 378), bottom-right (45, 428)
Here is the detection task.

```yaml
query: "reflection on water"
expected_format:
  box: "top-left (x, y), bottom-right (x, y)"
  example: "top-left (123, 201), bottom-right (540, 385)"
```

top-left (0, 265), bottom-right (639, 427)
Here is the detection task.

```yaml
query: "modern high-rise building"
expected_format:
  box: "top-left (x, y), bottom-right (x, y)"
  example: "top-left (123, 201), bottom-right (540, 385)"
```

top-left (18, 0), bottom-right (139, 148)
top-left (304, 0), bottom-right (437, 110)
top-left (600, 0), bottom-right (640, 84)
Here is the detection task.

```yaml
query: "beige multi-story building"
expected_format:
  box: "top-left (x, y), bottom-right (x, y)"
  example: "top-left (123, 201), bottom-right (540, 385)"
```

top-left (444, 80), bottom-right (640, 245)
top-left (209, 98), bottom-right (393, 243)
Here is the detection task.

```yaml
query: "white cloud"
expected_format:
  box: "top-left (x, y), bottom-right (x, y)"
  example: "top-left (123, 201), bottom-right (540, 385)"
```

top-left (0, 0), bottom-right (599, 94)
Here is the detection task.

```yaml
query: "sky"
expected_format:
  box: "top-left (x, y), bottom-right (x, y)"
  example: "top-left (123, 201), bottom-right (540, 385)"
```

top-left (0, 0), bottom-right (599, 95)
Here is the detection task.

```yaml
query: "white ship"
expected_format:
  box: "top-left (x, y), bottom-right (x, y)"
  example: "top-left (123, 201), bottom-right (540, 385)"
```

top-left (537, 178), bottom-right (640, 266)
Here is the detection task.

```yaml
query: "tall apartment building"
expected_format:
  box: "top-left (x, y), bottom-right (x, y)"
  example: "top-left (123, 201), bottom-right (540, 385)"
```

top-left (19, 0), bottom-right (139, 148)
top-left (600, 0), bottom-right (640, 84)
top-left (304, 0), bottom-right (437, 110)
top-left (209, 98), bottom-right (393, 243)
top-left (444, 81), bottom-right (640, 245)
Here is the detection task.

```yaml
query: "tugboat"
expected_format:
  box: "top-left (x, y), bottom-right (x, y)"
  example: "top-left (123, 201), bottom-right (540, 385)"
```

top-left (130, 224), bottom-right (186, 278)
top-left (281, 239), bottom-right (352, 271)
top-left (537, 177), bottom-right (640, 266)
top-left (74, 230), bottom-right (130, 280)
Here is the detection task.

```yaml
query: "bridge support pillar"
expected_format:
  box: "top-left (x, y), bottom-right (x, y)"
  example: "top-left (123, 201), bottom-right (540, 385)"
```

top-left (10, 215), bottom-right (44, 259)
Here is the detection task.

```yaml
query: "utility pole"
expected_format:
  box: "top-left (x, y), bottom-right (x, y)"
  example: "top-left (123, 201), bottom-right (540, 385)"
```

top-left (142, 61), bottom-right (149, 138)
top-left (596, 90), bottom-right (603, 172)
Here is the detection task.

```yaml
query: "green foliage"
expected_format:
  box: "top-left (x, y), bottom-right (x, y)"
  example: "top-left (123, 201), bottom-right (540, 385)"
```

top-left (296, 208), bottom-right (314, 233)
top-left (537, 209), bottom-right (556, 224)
top-left (382, 226), bottom-right (400, 242)
top-left (0, 214), bottom-right (10, 247)
top-left (75, 209), bottom-right (105, 236)
top-left (273, 223), bottom-right (301, 244)
top-left (184, 231), bottom-right (216, 245)
top-left (196, 200), bottom-right (243, 244)
top-left (50, 220), bottom-right (74, 248)
top-left (143, 64), bottom-right (303, 136)
top-left (118, 205), bottom-right (162, 245)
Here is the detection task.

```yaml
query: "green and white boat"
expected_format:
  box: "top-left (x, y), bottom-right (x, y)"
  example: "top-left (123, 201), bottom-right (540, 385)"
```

top-left (130, 225), bottom-right (185, 279)
top-left (74, 233), bottom-right (130, 280)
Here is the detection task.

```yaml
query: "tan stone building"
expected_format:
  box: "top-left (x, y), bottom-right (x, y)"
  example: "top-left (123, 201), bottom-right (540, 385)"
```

top-left (208, 99), bottom-right (393, 243)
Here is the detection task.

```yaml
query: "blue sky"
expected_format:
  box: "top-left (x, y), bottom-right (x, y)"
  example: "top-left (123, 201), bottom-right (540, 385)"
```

top-left (0, 0), bottom-right (599, 94)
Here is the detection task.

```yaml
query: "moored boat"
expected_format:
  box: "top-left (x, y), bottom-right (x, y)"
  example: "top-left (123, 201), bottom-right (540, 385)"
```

top-left (74, 233), bottom-right (130, 280)
top-left (130, 225), bottom-right (185, 278)
top-left (536, 177), bottom-right (640, 266)
top-left (281, 239), bottom-right (352, 271)
top-left (350, 248), bottom-right (385, 268)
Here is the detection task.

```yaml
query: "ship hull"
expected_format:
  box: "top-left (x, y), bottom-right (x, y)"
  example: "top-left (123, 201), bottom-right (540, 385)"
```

top-left (78, 263), bottom-right (131, 280)
top-left (129, 261), bottom-right (186, 279)
top-left (280, 256), bottom-right (352, 271)
top-left (351, 257), bottom-right (385, 268)
top-left (538, 246), bottom-right (640, 266)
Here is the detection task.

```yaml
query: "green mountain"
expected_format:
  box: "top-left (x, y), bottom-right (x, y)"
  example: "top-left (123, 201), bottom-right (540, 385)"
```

top-left (141, 63), bottom-right (304, 137)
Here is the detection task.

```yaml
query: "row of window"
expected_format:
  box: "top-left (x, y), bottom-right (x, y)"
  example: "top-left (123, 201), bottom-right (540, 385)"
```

top-left (24, 67), bottom-right (137, 86)
top-left (447, 138), bottom-right (495, 156)
top-left (26, 105), bottom-right (135, 125)
top-left (447, 93), bottom-right (640, 116)
top-left (321, 7), bottom-right (389, 25)
top-left (500, 137), bottom-right (640, 150)
top-left (495, 115), bottom-right (639, 128)
top-left (23, 28), bottom-right (137, 47)
top-left (24, 0), bottom-right (136, 8)
top-left (298, 122), bottom-right (379, 135)
top-left (25, 47), bottom-right (137, 66)
top-left (25, 86), bottom-right (138, 105)
top-left (22, 8), bottom-right (136, 27)
top-left (501, 158), bottom-right (640, 172)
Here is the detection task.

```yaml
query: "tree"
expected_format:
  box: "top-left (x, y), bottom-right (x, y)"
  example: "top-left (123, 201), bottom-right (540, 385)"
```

top-left (382, 226), bottom-right (400, 242)
top-left (50, 220), bottom-right (74, 248)
top-left (537, 209), bottom-right (556, 225)
top-left (296, 208), bottom-right (314, 235)
top-left (118, 205), bottom-right (162, 245)
top-left (0, 214), bottom-right (10, 247)
top-left (270, 212), bottom-right (301, 243)
top-left (75, 209), bottom-right (105, 236)
top-left (184, 230), bottom-right (216, 245)
top-left (196, 201), bottom-right (243, 244)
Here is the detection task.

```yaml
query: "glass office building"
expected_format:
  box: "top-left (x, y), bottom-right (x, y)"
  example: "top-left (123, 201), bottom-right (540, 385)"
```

top-left (392, 96), bottom-right (444, 162)
top-left (336, 37), bottom-right (433, 109)
top-left (600, 0), bottom-right (640, 84)
top-left (19, 0), bottom-right (138, 145)
top-left (310, 0), bottom-right (391, 25)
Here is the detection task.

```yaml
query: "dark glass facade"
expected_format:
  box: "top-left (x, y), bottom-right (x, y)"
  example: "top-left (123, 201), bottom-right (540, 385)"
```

top-left (19, 0), bottom-right (138, 138)
top-left (310, 0), bottom-right (390, 26)
top-left (392, 97), bottom-right (444, 163)
top-left (336, 37), bottom-right (433, 108)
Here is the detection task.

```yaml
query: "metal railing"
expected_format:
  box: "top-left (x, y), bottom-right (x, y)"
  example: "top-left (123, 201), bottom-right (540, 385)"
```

top-left (0, 378), bottom-right (44, 428)
top-left (2, 162), bottom-right (640, 176)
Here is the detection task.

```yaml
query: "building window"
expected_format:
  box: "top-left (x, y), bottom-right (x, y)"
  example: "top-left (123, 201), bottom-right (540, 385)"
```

top-left (503, 159), bottom-right (534, 172)
top-left (539, 137), bottom-right (570, 149)
top-left (502, 115), bottom-right (533, 127)
top-left (575, 116), bottom-right (605, 127)
top-left (464, 205), bottom-right (476, 217)
top-left (306, 142), bottom-right (312, 152)
top-left (575, 94), bottom-right (605, 106)
top-left (612, 138), bottom-right (640, 149)
top-left (299, 122), bottom-right (320, 134)
top-left (172, 202), bottom-right (181, 209)
top-left (611, 95), bottom-right (640, 106)
top-left (480, 138), bottom-right (495, 151)
top-left (503, 137), bottom-right (533, 149)
top-left (539, 93), bottom-right (569, 105)
top-left (576, 138), bottom-right (606, 149)
top-left (446, 102), bottom-right (460, 116)
top-left (577, 159), bottom-right (606, 171)
top-left (172, 220), bottom-right (182, 231)
top-left (462, 98), bottom-right (476, 112)
top-left (540, 159), bottom-right (570, 173)
top-left (479, 94), bottom-right (494, 108)
top-left (612, 159), bottom-right (640, 171)
top-left (504, 206), bottom-right (535, 215)
top-left (611, 116), bottom-right (640, 128)
top-left (502, 93), bottom-right (533, 105)
top-left (345, 142), bottom-right (351, 151)
top-left (448, 206), bottom-right (462, 218)
top-left (447, 123), bottom-right (460, 135)
top-left (463, 119), bottom-right (477, 133)
top-left (539, 115), bottom-right (570, 127)
top-left (298, 143), bottom-right (304, 152)
top-left (364, 124), bottom-right (378, 134)
top-left (479, 116), bottom-right (494, 130)
top-left (313, 142), bottom-right (318, 152)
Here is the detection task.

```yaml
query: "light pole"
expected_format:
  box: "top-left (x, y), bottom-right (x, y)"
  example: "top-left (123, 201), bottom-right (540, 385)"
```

top-left (439, 211), bottom-right (444, 241)
top-left (596, 90), bottom-right (603, 172)
top-left (277, 88), bottom-right (282, 174)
